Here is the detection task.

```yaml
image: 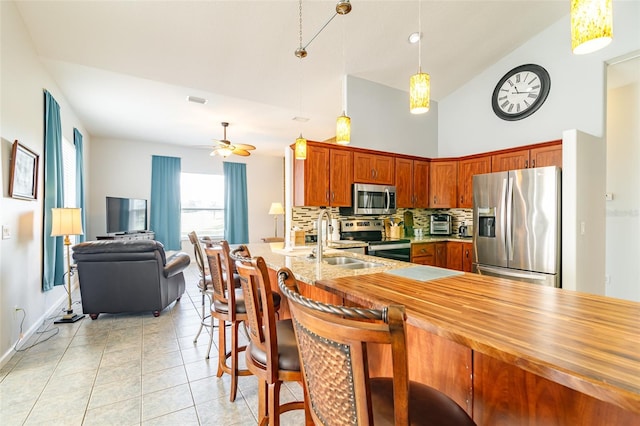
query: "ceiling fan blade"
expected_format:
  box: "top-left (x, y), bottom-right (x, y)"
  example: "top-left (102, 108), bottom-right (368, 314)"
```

top-left (232, 149), bottom-right (251, 156)
top-left (234, 143), bottom-right (256, 151)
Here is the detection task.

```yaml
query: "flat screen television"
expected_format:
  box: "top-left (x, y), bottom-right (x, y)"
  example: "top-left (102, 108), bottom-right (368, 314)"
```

top-left (106, 196), bottom-right (148, 234)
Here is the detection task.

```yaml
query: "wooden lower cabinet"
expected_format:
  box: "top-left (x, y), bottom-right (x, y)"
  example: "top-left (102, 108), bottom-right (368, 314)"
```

top-left (446, 241), bottom-right (463, 270)
top-left (412, 241), bottom-right (465, 271)
top-left (462, 241), bottom-right (473, 272)
top-left (411, 242), bottom-right (435, 265)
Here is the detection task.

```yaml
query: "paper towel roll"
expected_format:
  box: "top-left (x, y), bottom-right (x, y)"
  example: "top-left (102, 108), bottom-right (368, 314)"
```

top-left (331, 218), bottom-right (340, 240)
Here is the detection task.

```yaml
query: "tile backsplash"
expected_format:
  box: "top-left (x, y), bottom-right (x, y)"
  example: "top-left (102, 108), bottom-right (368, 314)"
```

top-left (290, 206), bottom-right (472, 235)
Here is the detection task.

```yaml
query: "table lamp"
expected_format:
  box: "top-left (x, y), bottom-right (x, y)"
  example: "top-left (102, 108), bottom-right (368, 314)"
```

top-left (51, 207), bottom-right (85, 323)
top-left (268, 202), bottom-right (285, 238)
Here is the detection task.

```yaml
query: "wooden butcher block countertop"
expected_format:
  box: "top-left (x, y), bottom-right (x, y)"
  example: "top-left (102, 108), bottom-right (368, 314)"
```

top-left (314, 270), bottom-right (640, 415)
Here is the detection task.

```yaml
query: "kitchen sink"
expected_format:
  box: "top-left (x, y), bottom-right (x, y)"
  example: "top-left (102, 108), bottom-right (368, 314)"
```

top-left (324, 256), bottom-right (384, 269)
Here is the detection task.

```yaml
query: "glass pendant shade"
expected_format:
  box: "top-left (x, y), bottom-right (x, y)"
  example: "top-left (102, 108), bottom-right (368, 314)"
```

top-left (336, 113), bottom-right (351, 145)
top-left (571, 0), bottom-right (613, 55)
top-left (295, 134), bottom-right (307, 160)
top-left (410, 71), bottom-right (430, 114)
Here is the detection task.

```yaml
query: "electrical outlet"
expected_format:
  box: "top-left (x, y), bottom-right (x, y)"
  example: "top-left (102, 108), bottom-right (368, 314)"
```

top-left (2, 225), bottom-right (10, 240)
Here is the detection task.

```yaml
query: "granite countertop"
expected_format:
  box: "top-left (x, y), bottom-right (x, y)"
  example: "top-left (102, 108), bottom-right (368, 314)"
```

top-left (407, 235), bottom-right (473, 243)
top-left (246, 242), bottom-right (410, 285)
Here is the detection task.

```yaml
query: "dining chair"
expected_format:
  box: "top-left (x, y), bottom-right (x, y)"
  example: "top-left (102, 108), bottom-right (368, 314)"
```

top-left (188, 231), bottom-right (214, 354)
top-left (277, 267), bottom-right (476, 426)
top-left (233, 254), bottom-right (311, 426)
top-left (205, 241), bottom-right (253, 402)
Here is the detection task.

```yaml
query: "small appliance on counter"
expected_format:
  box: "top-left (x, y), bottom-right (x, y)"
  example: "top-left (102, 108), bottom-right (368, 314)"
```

top-left (458, 222), bottom-right (473, 238)
top-left (430, 214), bottom-right (452, 235)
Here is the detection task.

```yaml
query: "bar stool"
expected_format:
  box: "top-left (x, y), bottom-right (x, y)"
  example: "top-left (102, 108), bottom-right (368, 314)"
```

top-left (233, 254), bottom-right (311, 426)
top-left (205, 241), bottom-right (253, 402)
top-left (188, 231), bottom-right (214, 352)
top-left (277, 267), bottom-right (476, 426)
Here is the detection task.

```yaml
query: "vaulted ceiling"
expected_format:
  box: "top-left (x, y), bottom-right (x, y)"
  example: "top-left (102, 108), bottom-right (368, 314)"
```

top-left (15, 1), bottom-right (568, 156)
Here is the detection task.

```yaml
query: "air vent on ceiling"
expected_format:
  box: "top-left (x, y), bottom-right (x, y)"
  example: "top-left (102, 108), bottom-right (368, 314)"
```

top-left (187, 95), bottom-right (208, 104)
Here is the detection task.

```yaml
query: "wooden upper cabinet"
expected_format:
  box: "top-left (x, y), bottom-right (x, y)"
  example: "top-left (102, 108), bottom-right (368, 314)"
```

top-left (457, 155), bottom-right (491, 208)
top-left (429, 160), bottom-right (457, 208)
top-left (329, 149), bottom-right (353, 206)
top-left (491, 149), bottom-right (529, 172)
top-left (530, 144), bottom-right (562, 168)
top-left (492, 142), bottom-right (562, 172)
top-left (294, 144), bottom-right (329, 206)
top-left (395, 157), bottom-right (413, 208)
top-left (353, 152), bottom-right (394, 185)
top-left (294, 143), bottom-right (352, 207)
top-left (413, 160), bottom-right (430, 208)
top-left (395, 158), bottom-right (430, 208)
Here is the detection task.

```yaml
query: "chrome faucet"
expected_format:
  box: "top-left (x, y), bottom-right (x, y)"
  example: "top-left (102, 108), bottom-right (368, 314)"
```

top-left (316, 209), bottom-right (332, 263)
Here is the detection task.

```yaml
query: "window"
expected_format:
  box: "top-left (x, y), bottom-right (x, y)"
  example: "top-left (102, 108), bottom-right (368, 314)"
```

top-left (62, 136), bottom-right (79, 245)
top-left (181, 172), bottom-right (224, 239)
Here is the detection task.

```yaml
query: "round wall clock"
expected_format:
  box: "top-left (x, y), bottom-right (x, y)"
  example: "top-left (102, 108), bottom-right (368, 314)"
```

top-left (491, 64), bottom-right (550, 121)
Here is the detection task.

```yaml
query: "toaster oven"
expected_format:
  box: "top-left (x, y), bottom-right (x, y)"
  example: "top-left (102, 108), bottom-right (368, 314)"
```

top-left (430, 214), bottom-right (452, 235)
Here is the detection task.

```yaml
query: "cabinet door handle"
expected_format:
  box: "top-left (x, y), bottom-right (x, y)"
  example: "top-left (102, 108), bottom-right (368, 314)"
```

top-left (331, 192), bottom-right (335, 201)
top-left (465, 249), bottom-right (469, 258)
top-left (326, 191), bottom-right (330, 202)
top-left (525, 159), bottom-right (529, 168)
top-left (532, 159), bottom-right (536, 168)
top-left (371, 169), bottom-right (375, 179)
top-left (460, 195), bottom-right (463, 204)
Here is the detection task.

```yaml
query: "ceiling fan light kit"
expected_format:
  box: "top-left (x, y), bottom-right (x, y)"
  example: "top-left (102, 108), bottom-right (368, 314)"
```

top-left (571, 0), bottom-right (613, 55)
top-left (210, 122), bottom-right (255, 158)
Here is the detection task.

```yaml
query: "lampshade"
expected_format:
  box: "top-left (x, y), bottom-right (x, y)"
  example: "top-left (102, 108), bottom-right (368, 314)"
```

top-left (410, 71), bottom-right (430, 114)
top-left (336, 113), bottom-right (351, 145)
top-left (571, 0), bottom-right (613, 55)
top-left (295, 134), bottom-right (307, 160)
top-left (268, 202), bottom-right (285, 215)
top-left (51, 208), bottom-right (84, 236)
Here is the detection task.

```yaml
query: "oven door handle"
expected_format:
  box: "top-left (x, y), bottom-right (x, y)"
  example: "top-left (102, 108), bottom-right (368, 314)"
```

top-left (368, 243), bottom-right (411, 251)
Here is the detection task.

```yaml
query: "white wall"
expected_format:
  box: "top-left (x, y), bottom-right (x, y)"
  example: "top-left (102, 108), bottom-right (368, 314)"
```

top-left (438, 2), bottom-right (640, 157)
top-left (88, 137), bottom-right (284, 244)
top-left (0, 1), bottom-right (91, 365)
top-left (562, 130), bottom-right (606, 294)
top-left (606, 58), bottom-right (640, 301)
top-left (347, 75), bottom-right (439, 157)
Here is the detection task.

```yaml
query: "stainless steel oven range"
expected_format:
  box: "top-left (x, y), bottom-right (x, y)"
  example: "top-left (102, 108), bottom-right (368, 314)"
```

top-left (340, 219), bottom-right (411, 262)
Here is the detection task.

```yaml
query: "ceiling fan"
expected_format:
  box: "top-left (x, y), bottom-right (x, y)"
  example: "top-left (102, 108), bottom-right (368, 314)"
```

top-left (210, 122), bottom-right (256, 157)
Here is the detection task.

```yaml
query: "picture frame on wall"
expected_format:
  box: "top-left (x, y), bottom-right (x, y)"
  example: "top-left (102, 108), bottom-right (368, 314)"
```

top-left (9, 140), bottom-right (39, 200)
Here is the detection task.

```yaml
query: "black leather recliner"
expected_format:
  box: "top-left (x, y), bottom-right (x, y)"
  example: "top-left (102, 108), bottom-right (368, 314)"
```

top-left (72, 239), bottom-right (190, 319)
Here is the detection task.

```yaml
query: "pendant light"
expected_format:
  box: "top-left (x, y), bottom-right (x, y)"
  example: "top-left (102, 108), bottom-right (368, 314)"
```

top-left (294, 0), bottom-right (307, 160)
top-left (571, 0), bottom-right (613, 55)
top-left (336, 19), bottom-right (351, 145)
top-left (409, 0), bottom-right (430, 114)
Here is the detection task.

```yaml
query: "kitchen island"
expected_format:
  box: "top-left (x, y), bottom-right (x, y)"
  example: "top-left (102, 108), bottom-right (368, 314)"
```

top-left (246, 243), bottom-right (640, 425)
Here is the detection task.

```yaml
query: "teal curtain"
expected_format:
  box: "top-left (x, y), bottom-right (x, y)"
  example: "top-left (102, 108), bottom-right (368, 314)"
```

top-left (42, 90), bottom-right (65, 291)
top-left (74, 128), bottom-right (86, 243)
top-left (223, 161), bottom-right (248, 244)
top-left (150, 155), bottom-right (181, 250)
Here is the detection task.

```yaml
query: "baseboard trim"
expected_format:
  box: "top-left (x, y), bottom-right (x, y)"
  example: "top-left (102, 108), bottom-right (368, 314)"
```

top-left (0, 282), bottom-right (78, 369)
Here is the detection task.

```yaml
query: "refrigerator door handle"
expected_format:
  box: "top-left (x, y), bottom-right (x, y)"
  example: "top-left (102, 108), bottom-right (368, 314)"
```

top-left (506, 176), bottom-right (514, 261)
top-left (476, 265), bottom-right (548, 282)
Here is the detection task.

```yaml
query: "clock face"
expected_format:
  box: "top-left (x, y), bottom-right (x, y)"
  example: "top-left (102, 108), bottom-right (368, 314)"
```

top-left (492, 64), bottom-right (550, 121)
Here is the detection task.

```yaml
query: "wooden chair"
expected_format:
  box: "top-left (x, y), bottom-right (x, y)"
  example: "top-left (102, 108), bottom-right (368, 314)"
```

top-left (232, 254), bottom-right (311, 426)
top-left (205, 241), bottom-right (253, 402)
top-left (188, 231), bottom-right (215, 357)
top-left (277, 267), bottom-right (476, 426)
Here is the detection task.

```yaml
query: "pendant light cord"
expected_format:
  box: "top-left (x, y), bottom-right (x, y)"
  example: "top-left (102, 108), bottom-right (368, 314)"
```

top-left (418, 0), bottom-right (422, 72)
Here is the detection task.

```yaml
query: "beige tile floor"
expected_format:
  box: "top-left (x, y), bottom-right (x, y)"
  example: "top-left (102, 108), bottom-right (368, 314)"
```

top-left (0, 264), bottom-right (306, 425)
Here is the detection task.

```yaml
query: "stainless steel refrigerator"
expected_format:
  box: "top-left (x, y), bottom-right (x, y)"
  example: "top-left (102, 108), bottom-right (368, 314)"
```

top-left (473, 166), bottom-right (561, 287)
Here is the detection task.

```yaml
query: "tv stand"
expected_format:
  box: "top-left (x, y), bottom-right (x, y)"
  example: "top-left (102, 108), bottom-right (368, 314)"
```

top-left (96, 231), bottom-right (155, 241)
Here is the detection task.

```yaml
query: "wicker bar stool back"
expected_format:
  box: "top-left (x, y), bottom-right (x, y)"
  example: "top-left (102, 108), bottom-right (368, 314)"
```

top-left (233, 255), bottom-right (311, 426)
top-left (205, 241), bottom-right (252, 402)
top-left (277, 267), bottom-right (476, 426)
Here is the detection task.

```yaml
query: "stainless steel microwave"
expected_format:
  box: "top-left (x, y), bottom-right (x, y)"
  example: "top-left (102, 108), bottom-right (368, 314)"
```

top-left (339, 183), bottom-right (397, 216)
